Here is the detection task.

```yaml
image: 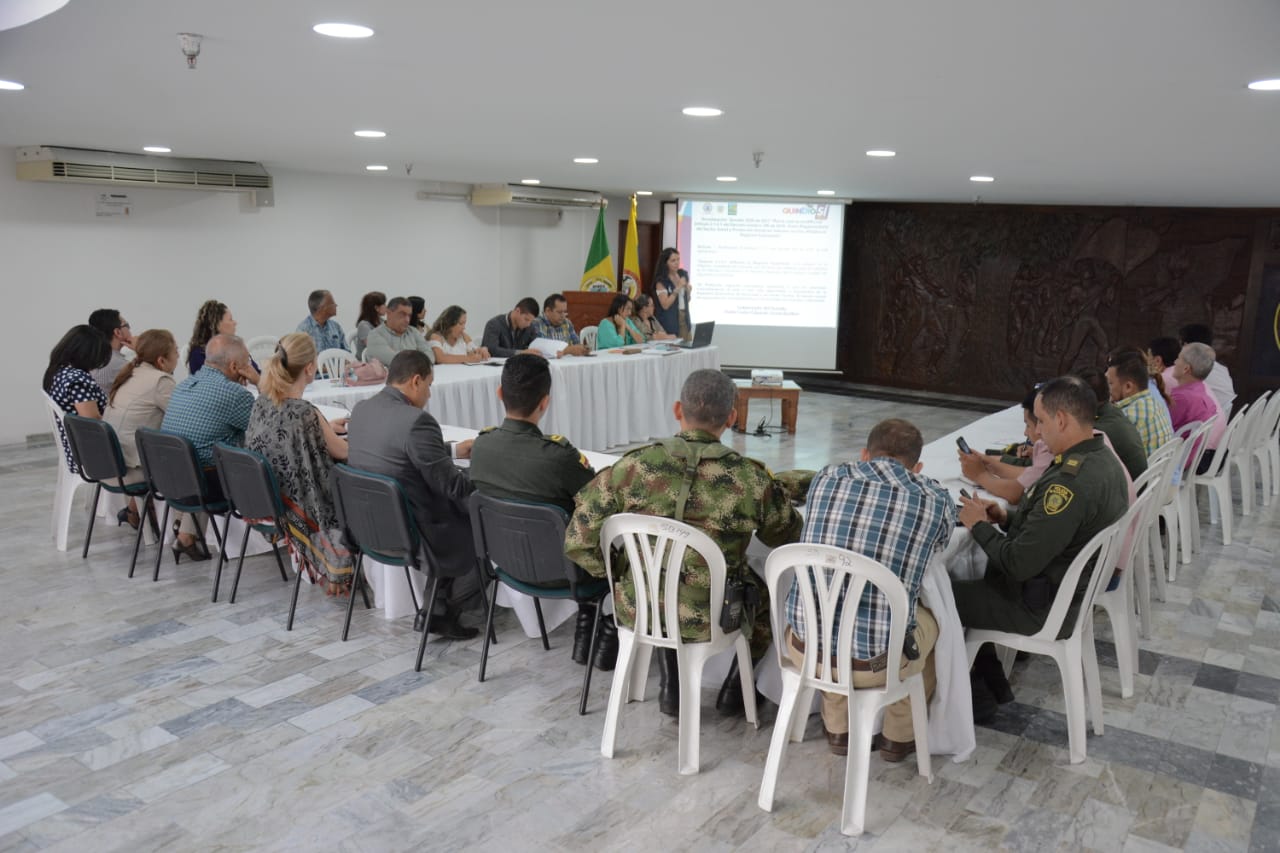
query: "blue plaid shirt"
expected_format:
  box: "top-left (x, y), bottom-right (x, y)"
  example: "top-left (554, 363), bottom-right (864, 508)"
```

top-left (160, 367), bottom-right (254, 466)
top-left (297, 315), bottom-right (349, 352)
top-left (785, 457), bottom-right (955, 660)
top-left (530, 315), bottom-right (580, 345)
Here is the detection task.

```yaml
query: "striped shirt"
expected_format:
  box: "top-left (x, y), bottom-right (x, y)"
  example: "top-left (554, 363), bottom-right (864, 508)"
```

top-left (1118, 388), bottom-right (1175, 457)
top-left (530, 316), bottom-right (580, 345)
top-left (160, 367), bottom-right (254, 466)
top-left (785, 457), bottom-right (955, 660)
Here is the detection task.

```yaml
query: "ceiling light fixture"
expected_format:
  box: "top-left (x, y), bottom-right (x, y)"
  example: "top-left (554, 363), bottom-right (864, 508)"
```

top-left (353, 130), bottom-right (386, 138)
top-left (366, 164), bottom-right (388, 171)
top-left (635, 191), bottom-right (653, 196)
top-left (572, 157), bottom-right (598, 164)
top-left (716, 176), bottom-right (738, 182)
top-left (313, 22), bottom-right (374, 38)
top-left (142, 146), bottom-right (172, 153)
top-left (520, 179), bottom-right (541, 185)
top-left (682, 106), bottom-right (722, 117)
top-left (866, 150), bottom-right (896, 157)
top-left (1247, 78), bottom-right (1280, 91)
top-left (816, 190), bottom-right (835, 196)
top-left (969, 175), bottom-right (995, 182)
top-left (0, 79), bottom-right (26, 91)
top-left (177, 32), bottom-right (202, 69)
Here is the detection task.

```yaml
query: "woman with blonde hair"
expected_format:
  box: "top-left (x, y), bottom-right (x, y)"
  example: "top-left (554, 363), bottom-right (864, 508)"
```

top-left (245, 332), bottom-right (353, 593)
top-left (105, 329), bottom-right (179, 529)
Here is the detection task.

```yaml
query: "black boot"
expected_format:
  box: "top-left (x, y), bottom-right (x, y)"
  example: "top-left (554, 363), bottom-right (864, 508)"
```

top-left (971, 673), bottom-right (999, 725)
top-left (716, 659), bottom-right (745, 715)
top-left (571, 604), bottom-right (594, 666)
top-left (974, 645), bottom-right (1015, 704)
top-left (657, 649), bottom-right (679, 717)
top-left (592, 613), bottom-right (618, 671)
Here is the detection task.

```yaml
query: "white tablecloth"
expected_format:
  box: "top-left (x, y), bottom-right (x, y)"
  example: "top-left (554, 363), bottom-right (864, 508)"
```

top-left (303, 346), bottom-right (721, 452)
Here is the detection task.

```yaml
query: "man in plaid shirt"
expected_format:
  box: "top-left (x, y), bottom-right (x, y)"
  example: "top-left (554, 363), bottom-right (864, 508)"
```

top-left (784, 419), bottom-right (955, 760)
top-left (1106, 352), bottom-right (1174, 457)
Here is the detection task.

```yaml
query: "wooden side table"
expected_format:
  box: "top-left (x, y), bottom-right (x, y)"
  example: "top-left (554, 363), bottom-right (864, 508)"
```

top-left (733, 379), bottom-right (802, 434)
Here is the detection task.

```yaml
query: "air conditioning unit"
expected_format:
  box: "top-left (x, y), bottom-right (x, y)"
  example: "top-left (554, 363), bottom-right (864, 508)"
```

top-left (468, 183), bottom-right (603, 210)
top-left (15, 146), bottom-right (274, 207)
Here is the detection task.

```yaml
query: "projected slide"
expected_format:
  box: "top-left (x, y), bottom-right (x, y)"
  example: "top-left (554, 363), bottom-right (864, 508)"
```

top-left (676, 199), bottom-right (845, 369)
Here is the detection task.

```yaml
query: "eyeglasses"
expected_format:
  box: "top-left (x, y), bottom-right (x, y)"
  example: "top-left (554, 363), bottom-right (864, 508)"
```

top-left (118, 322), bottom-right (131, 330)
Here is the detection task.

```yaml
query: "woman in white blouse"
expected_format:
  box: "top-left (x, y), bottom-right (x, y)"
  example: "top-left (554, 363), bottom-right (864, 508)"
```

top-left (105, 329), bottom-right (179, 529)
top-left (427, 305), bottom-right (490, 364)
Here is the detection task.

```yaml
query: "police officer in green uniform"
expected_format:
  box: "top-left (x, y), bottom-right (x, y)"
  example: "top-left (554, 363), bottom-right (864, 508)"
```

top-left (469, 354), bottom-right (607, 666)
top-left (565, 369), bottom-right (806, 717)
top-left (953, 376), bottom-right (1129, 715)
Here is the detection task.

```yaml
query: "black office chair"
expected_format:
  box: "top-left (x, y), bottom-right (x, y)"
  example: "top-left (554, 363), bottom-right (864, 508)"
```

top-left (470, 493), bottom-right (610, 715)
top-left (134, 428), bottom-right (229, 586)
top-left (212, 443), bottom-right (292, 608)
top-left (61, 415), bottom-right (152, 572)
top-left (330, 463), bottom-right (424, 643)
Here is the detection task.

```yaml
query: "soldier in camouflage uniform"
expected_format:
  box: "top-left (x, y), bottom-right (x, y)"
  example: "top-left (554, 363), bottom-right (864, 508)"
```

top-left (565, 369), bottom-right (805, 714)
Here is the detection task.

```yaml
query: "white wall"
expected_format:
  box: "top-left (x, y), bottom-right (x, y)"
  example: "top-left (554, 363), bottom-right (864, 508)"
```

top-left (2, 160), bottom-right (621, 445)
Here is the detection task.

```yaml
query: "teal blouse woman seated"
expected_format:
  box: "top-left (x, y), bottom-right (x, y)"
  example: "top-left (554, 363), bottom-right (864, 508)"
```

top-left (596, 293), bottom-right (645, 348)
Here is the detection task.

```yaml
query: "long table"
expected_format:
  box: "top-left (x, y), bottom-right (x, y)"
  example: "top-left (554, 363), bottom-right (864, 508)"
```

top-left (303, 346), bottom-right (720, 451)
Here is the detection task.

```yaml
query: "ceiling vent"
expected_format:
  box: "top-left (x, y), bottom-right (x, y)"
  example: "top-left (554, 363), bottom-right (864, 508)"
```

top-left (469, 183), bottom-right (603, 210)
top-left (16, 146), bottom-right (274, 207)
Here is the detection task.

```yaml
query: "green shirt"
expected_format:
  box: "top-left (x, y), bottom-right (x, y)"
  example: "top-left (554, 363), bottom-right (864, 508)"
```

top-left (1094, 402), bottom-right (1147, 479)
top-left (972, 435), bottom-right (1129, 597)
top-left (469, 418), bottom-right (595, 515)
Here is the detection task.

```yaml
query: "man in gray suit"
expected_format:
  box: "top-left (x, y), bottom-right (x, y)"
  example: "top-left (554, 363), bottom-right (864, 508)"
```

top-left (346, 350), bottom-right (479, 639)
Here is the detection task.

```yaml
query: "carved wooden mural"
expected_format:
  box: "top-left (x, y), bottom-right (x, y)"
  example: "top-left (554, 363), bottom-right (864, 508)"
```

top-left (840, 204), bottom-right (1262, 402)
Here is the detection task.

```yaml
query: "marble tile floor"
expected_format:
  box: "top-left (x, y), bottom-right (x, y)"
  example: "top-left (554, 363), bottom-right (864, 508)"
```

top-left (1, 391), bottom-right (1278, 851)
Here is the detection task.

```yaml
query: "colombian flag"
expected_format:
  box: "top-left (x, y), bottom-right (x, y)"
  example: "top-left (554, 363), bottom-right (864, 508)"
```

top-left (580, 205), bottom-right (616, 292)
top-left (620, 195), bottom-right (641, 298)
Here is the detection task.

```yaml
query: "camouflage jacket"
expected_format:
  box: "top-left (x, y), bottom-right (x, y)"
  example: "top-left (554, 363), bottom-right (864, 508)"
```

top-left (564, 430), bottom-right (803, 643)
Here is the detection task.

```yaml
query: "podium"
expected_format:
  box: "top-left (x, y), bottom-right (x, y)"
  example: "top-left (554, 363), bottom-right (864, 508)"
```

top-left (563, 291), bottom-right (616, 336)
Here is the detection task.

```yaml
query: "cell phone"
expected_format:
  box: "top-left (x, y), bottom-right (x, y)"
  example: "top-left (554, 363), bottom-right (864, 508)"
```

top-left (956, 436), bottom-right (973, 455)
top-left (959, 488), bottom-right (973, 500)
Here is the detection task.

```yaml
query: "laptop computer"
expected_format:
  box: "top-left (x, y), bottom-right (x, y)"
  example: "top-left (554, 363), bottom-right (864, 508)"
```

top-left (673, 321), bottom-right (715, 349)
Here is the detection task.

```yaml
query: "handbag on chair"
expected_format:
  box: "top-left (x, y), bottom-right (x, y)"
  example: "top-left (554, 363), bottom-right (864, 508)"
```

top-left (343, 358), bottom-right (388, 386)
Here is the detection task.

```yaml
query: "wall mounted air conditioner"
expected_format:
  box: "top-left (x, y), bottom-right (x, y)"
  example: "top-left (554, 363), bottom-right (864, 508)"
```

top-left (468, 183), bottom-right (603, 210)
top-left (15, 146), bottom-right (274, 207)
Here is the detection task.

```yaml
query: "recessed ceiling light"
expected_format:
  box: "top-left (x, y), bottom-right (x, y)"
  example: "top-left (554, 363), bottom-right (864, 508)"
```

top-left (142, 146), bottom-right (171, 153)
top-left (1247, 79), bottom-right (1280, 91)
top-left (635, 191), bottom-right (653, 196)
top-left (0, 79), bottom-right (25, 91)
top-left (682, 106), bottom-right (722, 117)
top-left (366, 164), bottom-right (388, 171)
top-left (969, 175), bottom-right (995, 183)
top-left (572, 157), bottom-right (598, 164)
top-left (313, 22), bottom-right (374, 38)
top-left (353, 130), bottom-right (386, 138)
top-left (520, 178), bottom-right (541, 185)
top-left (816, 190), bottom-right (836, 196)
top-left (866, 150), bottom-right (896, 157)
top-left (716, 176), bottom-right (738, 182)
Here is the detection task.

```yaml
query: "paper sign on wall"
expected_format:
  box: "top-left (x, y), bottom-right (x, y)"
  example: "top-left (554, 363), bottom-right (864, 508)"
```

top-left (95, 192), bottom-right (131, 217)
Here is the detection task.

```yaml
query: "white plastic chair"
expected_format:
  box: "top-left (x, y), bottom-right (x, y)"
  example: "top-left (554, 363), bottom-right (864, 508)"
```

top-left (1160, 420), bottom-right (1210, 579)
top-left (965, 516), bottom-right (1123, 764)
top-left (1192, 405), bottom-right (1251, 547)
top-left (598, 514), bottom-right (758, 775)
top-left (1260, 391), bottom-right (1280, 499)
top-left (246, 335), bottom-right (278, 367)
top-left (41, 392), bottom-right (95, 551)
top-left (1233, 390), bottom-right (1274, 512)
top-left (758, 544), bottom-right (933, 836)
top-left (1093, 468), bottom-right (1163, 699)
top-left (580, 326), bottom-right (598, 352)
top-left (316, 348), bottom-right (355, 381)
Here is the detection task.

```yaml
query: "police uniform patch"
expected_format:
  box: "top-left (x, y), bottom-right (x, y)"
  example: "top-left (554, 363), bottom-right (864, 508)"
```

top-left (578, 452), bottom-right (591, 469)
top-left (1044, 483), bottom-right (1074, 515)
top-left (1062, 456), bottom-right (1083, 476)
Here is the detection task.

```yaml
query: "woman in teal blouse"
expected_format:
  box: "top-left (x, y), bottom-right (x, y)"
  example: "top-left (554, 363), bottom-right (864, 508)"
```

top-left (596, 293), bottom-right (645, 348)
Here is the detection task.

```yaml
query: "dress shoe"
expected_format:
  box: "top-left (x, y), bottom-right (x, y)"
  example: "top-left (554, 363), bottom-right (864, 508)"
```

top-left (657, 649), bottom-right (679, 717)
top-left (592, 614), bottom-right (618, 671)
top-left (171, 538), bottom-right (210, 564)
top-left (825, 727), bottom-right (849, 756)
top-left (571, 605), bottom-right (594, 665)
top-left (425, 615), bottom-right (479, 641)
top-left (878, 736), bottom-right (916, 763)
top-left (974, 648), bottom-right (1015, 704)
top-left (117, 507), bottom-right (140, 530)
top-left (970, 673), bottom-right (999, 725)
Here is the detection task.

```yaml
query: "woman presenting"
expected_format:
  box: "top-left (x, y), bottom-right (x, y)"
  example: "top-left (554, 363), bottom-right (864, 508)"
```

top-left (651, 247), bottom-right (692, 339)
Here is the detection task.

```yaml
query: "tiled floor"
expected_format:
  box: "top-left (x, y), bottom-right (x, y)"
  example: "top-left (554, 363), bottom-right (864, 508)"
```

top-left (1, 391), bottom-right (1277, 851)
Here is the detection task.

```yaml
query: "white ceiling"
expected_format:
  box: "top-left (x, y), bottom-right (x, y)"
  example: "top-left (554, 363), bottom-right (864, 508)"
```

top-left (1, 0), bottom-right (1278, 207)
